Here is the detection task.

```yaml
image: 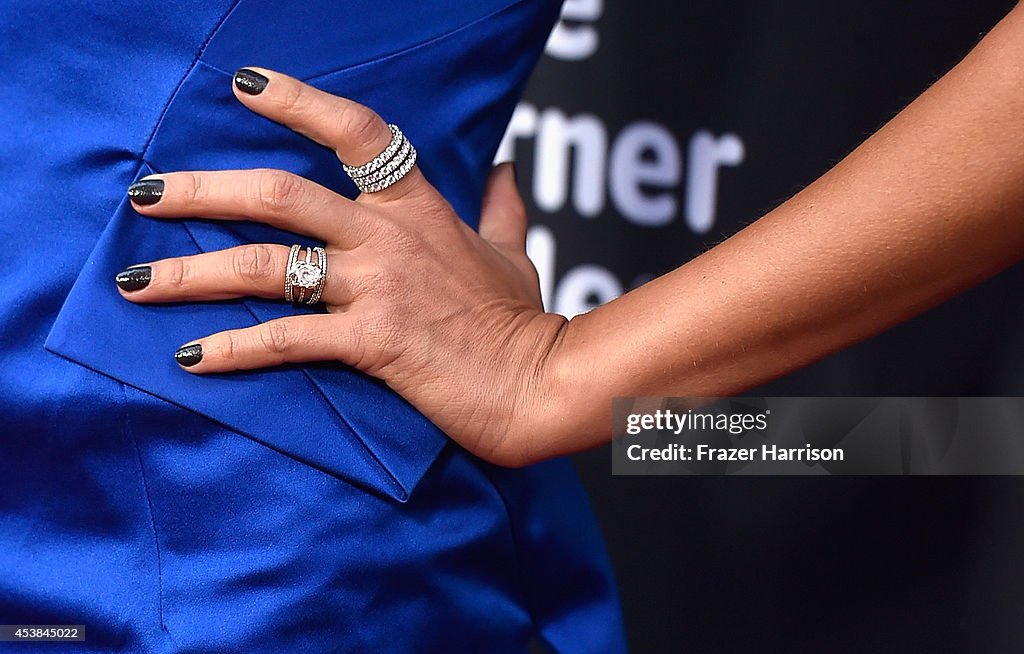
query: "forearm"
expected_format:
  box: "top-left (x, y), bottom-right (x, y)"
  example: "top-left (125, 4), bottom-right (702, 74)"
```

top-left (541, 4), bottom-right (1024, 456)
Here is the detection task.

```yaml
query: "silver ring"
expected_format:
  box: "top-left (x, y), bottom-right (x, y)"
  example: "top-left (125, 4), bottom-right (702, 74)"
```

top-left (342, 123), bottom-right (418, 194)
top-left (284, 244), bottom-right (327, 305)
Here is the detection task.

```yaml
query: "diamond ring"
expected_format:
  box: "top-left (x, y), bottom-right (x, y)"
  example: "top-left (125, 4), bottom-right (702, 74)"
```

top-left (342, 123), bottom-right (418, 194)
top-left (284, 244), bottom-right (327, 305)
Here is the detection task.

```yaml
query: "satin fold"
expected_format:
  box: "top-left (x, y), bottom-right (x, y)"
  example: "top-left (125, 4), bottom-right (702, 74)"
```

top-left (45, 0), bottom-right (557, 502)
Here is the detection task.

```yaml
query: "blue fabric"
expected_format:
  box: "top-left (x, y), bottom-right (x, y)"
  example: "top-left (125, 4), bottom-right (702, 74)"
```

top-left (0, 1), bottom-right (627, 652)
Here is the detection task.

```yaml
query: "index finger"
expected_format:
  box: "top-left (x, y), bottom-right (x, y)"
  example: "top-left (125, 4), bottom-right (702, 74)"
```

top-left (231, 67), bottom-right (430, 203)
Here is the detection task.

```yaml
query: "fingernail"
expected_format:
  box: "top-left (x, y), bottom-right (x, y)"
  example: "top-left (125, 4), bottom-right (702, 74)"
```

top-left (234, 68), bottom-right (268, 95)
top-left (127, 179), bottom-right (164, 205)
top-left (174, 343), bottom-right (203, 368)
top-left (115, 265), bottom-right (152, 292)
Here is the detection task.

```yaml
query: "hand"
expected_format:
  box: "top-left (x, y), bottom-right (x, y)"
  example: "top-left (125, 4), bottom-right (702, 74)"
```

top-left (118, 68), bottom-right (569, 467)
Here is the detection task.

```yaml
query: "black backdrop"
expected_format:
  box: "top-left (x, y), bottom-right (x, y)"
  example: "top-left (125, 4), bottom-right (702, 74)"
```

top-left (502, 1), bottom-right (1024, 651)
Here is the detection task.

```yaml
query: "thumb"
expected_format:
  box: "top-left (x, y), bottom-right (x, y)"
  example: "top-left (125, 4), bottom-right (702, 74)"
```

top-left (479, 162), bottom-right (528, 253)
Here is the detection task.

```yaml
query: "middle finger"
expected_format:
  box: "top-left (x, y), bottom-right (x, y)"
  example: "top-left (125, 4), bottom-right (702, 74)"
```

top-left (128, 168), bottom-right (373, 247)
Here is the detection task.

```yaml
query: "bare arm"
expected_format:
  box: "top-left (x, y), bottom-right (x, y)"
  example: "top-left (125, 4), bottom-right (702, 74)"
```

top-left (540, 4), bottom-right (1024, 458)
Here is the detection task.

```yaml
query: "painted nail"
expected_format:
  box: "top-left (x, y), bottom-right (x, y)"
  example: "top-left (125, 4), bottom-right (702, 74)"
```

top-left (174, 344), bottom-right (203, 368)
top-left (234, 68), bottom-right (268, 95)
top-left (115, 265), bottom-right (152, 292)
top-left (127, 179), bottom-right (164, 205)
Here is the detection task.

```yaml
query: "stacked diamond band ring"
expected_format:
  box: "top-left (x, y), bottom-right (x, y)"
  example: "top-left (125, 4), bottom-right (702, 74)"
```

top-left (284, 244), bottom-right (327, 305)
top-left (343, 124), bottom-right (418, 193)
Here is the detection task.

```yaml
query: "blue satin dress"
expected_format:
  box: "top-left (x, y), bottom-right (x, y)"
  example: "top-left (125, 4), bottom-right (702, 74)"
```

top-left (0, 1), bottom-right (627, 651)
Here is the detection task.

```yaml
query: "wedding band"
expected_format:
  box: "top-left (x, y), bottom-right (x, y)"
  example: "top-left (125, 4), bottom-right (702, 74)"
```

top-left (342, 123), bottom-right (418, 194)
top-left (284, 244), bottom-right (327, 305)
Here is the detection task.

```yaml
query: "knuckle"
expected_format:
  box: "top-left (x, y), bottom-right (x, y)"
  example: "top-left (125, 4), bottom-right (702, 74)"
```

top-left (344, 260), bottom-right (378, 297)
top-left (362, 310), bottom-right (401, 355)
top-left (165, 257), bottom-right (191, 289)
top-left (369, 311), bottom-right (398, 341)
top-left (256, 169), bottom-right (308, 214)
top-left (367, 265), bottom-right (404, 298)
top-left (393, 229), bottom-right (427, 259)
top-left (343, 205), bottom-right (378, 242)
top-left (184, 172), bottom-right (207, 204)
top-left (279, 82), bottom-right (305, 113)
top-left (341, 315), bottom-right (376, 371)
top-left (258, 320), bottom-right (293, 355)
top-left (372, 218), bottom-right (420, 254)
top-left (221, 331), bottom-right (238, 363)
top-left (377, 274), bottom-right (401, 299)
top-left (339, 106), bottom-right (386, 153)
top-left (234, 244), bottom-right (278, 285)
top-left (374, 312), bottom-right (414, 371)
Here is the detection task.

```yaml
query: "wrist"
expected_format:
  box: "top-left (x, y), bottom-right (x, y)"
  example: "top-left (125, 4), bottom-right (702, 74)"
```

top-left (524, 311), bottom-right (611, 463)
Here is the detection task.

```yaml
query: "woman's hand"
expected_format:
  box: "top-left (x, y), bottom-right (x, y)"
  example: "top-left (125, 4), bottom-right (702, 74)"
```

top-left (116, 0), bottom-right (1024, 470)
top-left (118, 68), bottom-right (567, 467)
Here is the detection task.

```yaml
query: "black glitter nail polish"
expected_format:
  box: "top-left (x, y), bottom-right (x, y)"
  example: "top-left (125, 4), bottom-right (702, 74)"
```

top-left (174, 344), bottom-right (203, 367)
top-left (115, 265), bottom-right (152, 292)
top-left (234, 68), bottom-right (268, 95)
top-left (127, 179), bottom-right (164, 205)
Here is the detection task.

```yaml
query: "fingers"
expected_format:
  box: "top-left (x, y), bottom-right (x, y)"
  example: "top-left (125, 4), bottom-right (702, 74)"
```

top-left (479, 163), bottom-right (528, 254)
top-left (128, 169), bottom-right (371, 247)
top-left (231, 67), bottom-right (431, 203)
top-left (175, 314), bottom-right (356, 374)
top-left (116, 244), bottom-right (352, 305)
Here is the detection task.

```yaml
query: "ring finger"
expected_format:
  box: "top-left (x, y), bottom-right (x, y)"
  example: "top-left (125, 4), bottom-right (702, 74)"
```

top-left (115, 244), bottom-right (353, 306)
